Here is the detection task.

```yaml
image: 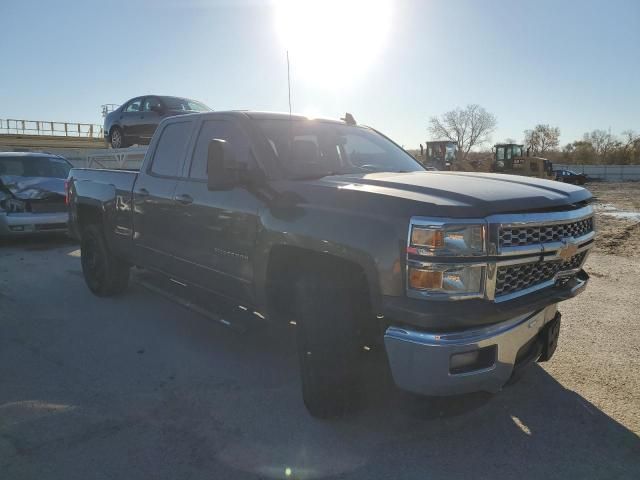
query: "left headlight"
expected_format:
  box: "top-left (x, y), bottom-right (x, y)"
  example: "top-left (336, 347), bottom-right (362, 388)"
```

top-left (409, 223), bottom-right (485, 256)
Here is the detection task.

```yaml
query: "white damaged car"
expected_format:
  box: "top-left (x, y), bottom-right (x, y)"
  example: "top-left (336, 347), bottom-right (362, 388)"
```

top-left (0, 152), bottom-right (72, 237)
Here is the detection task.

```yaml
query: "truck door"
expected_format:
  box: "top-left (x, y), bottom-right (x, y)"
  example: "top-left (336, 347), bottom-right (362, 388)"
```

top-left (132, 119), bottom-right (195, 272)
top-left (171, 117), bottom-right (261, 303)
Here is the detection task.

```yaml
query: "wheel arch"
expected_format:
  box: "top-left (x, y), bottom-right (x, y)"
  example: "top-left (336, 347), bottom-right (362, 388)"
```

top-left (262, 244), bottom-right (381, 324)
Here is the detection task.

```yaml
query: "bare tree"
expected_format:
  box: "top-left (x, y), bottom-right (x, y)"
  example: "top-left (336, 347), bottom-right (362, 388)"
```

top-left (523, 124), bottom-right (560, 155)
top-left (428, 104), bottom-right (497, 163)
top-left (583, 129), bottom-right (618, 162)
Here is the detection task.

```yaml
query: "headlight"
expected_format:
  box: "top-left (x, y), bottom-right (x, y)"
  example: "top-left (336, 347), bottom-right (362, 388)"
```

top-left (408, 264), bottom-right (485, 296)
top-left (410, 223), bottom-right (485, 256)
top-left (2, 198), bottom-right (26, 213)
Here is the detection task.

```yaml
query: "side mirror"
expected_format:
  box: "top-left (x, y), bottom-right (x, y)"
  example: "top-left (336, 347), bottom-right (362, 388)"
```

top-left (207, 139), bottom-right (249, 190)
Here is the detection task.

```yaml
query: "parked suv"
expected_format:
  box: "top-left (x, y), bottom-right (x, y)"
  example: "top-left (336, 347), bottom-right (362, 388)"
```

top-left (104, 95), bottom-right (210, 149)
top-left (69, 111), bottom-right (594, 418)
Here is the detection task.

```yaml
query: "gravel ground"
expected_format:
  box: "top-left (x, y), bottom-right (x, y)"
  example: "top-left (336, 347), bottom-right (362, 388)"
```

top-left (1, 183), bottom-right (639, 479)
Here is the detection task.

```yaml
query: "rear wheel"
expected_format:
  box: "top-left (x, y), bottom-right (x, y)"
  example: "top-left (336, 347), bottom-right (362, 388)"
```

top-left (81, 225), bottom-right (130, 296)
top-left (110, 127), bottom-right (126, 149)
top-left (294, 267), bottom-right (366, 418)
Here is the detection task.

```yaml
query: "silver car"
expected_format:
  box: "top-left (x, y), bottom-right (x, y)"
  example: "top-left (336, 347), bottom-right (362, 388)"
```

top-left (0, 152), bottom-right (71, 236)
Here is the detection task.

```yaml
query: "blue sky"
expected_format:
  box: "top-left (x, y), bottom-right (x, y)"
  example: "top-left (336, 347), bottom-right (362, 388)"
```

top-left (1, 0), bottom-right (638, 148)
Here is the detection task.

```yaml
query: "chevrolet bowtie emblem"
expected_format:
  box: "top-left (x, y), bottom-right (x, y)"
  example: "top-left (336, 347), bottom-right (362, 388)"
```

top-left (558, 238), bottom-right (578, 261)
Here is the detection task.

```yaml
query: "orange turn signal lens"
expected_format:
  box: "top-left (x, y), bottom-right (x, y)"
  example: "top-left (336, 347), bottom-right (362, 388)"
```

top-left (411, 227), bottom-right (444, 248)
top-left (409, 268), bottom-right (443, 290)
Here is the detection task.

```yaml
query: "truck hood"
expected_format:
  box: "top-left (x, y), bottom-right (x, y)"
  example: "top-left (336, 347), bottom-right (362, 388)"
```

top-left (292, 171), bottom-right (592, 218)
top-left (0, 175), bottom-right (66, 200)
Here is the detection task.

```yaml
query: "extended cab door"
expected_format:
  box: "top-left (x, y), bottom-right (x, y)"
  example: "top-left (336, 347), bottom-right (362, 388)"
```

top-left (171, 117), bottom-right (262, 303)
top-left (132, 119), bottom-right (195, 272)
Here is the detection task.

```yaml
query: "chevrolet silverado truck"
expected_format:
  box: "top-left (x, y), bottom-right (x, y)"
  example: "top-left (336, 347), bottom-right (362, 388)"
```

top-left (67, 111), bottom-right (594, 418)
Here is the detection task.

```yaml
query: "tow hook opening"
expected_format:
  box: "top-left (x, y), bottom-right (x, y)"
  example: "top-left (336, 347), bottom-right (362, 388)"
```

top-left (450, 345), bottom-right (497, 375)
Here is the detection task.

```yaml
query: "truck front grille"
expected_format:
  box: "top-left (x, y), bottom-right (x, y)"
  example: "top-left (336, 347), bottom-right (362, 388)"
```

top-left (499, 217), bottom-right (594, 248)
top-left (495, 251), bottom-right (587, 297)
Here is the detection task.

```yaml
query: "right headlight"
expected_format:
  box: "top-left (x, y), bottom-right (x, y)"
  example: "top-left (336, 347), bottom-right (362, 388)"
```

top-left (3, 198), bottom-right (26, 213)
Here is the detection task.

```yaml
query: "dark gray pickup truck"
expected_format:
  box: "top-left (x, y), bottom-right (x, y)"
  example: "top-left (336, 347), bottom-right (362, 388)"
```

top-left (67, 111), bottom-right (594, 417)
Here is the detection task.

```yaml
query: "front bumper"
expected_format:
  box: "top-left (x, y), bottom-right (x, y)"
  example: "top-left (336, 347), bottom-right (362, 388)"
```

top-left (384, 303), bottom-right (559, 396)
top-left (0, 212), bottom-right (68, 236)
top-left (382, 269), bottom-right (589, 332)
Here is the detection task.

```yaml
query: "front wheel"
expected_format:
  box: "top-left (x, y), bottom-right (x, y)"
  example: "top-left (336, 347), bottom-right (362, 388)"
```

top-left (294, 268), bottom-right (366, 418)
top-left (81, 225), bottom-right (130, 296)
top-left (110, 127), bottom-right (126, 149)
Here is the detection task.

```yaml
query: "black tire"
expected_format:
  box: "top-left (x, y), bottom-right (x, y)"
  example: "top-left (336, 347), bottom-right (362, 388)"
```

top-left (294, 267), bottom-right (366, 418)
top-left (81, 225), bottom-right (130, 296)
top-left (109, 126), bottom-right (126, 149)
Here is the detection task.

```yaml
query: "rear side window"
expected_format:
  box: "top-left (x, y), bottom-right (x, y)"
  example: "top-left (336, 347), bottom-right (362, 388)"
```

top-left (189, 119), bottom-right (252, 180)
top-left (150, 121), bottom-right (193, 177)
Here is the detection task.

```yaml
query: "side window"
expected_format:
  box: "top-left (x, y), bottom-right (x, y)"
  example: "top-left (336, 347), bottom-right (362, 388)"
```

top-left (125, 99), bottom-right (142, 112)
top-left (150, 121), bottom-right (193, 177)
top-left (189, 120), bottom-right (253, 180)
top-left (143, 97), bottom-right (162, 112)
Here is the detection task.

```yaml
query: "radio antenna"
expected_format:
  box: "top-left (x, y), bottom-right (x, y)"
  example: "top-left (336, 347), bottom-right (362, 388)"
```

top-left (286, 50), bottom-right (292, 116)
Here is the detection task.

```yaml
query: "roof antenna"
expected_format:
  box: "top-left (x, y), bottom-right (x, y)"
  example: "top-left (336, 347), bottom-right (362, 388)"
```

top-left (286, 50), bottom-right (292, 116)
top-left (342, 112), bottom-right (356, 125)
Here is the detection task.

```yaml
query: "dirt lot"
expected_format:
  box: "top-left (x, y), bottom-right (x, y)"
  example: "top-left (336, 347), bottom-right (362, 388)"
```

top-left (0, 182), bottom-right (639, 479)
top-left (588, 182), bottom-right (640, 256)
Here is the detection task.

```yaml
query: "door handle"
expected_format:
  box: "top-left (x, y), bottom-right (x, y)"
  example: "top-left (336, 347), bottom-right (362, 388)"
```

top-left (136, 187), bottom-right (150, 197)
top-left (174, 193), bottom-right (193, 205)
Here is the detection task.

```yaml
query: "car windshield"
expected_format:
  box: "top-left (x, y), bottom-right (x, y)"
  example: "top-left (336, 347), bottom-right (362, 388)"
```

top-left (0, 156), bottom-right (71, 178)
top-left (163, 97), bottom-right (210, 112)
top-left (255, 119), bottom-right (424, 179)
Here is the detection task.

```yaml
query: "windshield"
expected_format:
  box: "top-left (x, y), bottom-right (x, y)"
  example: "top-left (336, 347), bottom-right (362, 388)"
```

top-left (255, 119), bottom-right (424, 179)
top-left (163, 97), bottom-right (210, 112)
top-left (0, 156), bottom-right (71, 178)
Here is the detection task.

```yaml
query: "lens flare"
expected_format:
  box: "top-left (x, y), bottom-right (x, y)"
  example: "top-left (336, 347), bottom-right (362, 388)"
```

top-left (274, 0), bottom-right (392, 87)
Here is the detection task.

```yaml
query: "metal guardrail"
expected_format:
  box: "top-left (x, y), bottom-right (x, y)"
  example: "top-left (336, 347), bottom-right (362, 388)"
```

top-left (101, 104), bottom-right (120, 117)
top-left (0, 119), bottom-right (103, 138)
top-left (85, 146), bottom-right (147, 170)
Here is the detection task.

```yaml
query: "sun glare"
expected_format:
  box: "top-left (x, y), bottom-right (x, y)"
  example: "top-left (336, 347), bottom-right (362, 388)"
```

top-left (274, 0), bottom-right (392, 87)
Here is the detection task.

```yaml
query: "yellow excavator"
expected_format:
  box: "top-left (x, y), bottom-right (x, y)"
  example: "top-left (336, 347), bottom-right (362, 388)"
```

top-left (493, 143), bottom-right (554, 179)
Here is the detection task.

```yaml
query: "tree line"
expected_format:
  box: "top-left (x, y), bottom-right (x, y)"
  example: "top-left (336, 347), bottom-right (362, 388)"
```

top-left (428, 104), bottom-right (640, 165)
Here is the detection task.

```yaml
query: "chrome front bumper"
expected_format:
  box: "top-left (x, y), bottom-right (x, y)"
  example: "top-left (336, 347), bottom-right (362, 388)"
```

top-left (384, 303), bottom-right (560, 396)
top-left (0, 212), bottom-right (68, 236)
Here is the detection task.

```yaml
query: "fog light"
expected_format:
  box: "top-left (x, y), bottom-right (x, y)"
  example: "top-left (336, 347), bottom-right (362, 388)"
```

top-left (450, 345), bottom-right (496, 374)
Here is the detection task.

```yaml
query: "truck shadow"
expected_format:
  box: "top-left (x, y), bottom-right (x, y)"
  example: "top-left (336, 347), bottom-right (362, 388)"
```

top-left (15, 264), bottom-right (632, 480)
top-left (138, 282), bottom-right (639, 479)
